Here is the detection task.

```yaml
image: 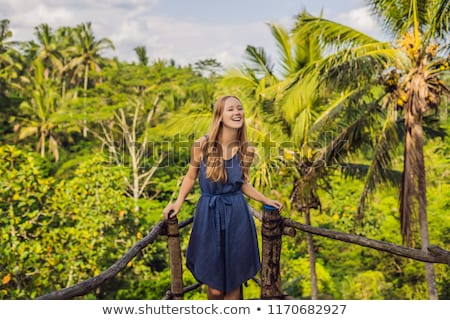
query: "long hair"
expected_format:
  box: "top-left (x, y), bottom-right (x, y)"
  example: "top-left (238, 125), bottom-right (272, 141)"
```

top-left (203, 96), bottom-right (252, 183)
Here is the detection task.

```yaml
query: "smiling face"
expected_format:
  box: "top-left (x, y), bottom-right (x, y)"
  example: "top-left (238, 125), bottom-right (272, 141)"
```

top-left (221, 96), bottom-right (244, 129)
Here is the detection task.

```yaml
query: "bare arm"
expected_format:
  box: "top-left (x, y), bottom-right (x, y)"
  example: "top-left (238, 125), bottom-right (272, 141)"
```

top-left (241, 182), bottom-right (269, 203)
top-left (163, 137), bottom-right (206, 219)
top-left (241, 146), bottom-right (283, 211)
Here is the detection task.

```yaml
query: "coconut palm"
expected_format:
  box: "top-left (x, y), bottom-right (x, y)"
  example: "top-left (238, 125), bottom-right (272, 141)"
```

top-left (67, 22), bottom-right (115, 137)
top-left (33, 23), bottom-right (64, 79)
top-left (266, 19), bottom-right (379, 300)
top-left (291, 0), bottom-right (450, 299)
top-left (0, 19), bottom-right (20, 84)
top-left (0, 19), bottom-right (13, 65)
top-left (134, 46), bottom-right (149, 66)
top-left (16, 61), bottom-right (65, 161)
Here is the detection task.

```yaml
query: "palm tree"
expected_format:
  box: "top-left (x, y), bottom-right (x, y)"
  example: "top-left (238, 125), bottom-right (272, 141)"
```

top-left (33, 23), bottom-right (64, 79)
top-left (0, 19), bottom-right (13, 65)
top-left (0, 19), bottom-right (20, 85)
top-left (67, 22), bottom-right (115, 137)
top-left (134, 46), bottom-right (148, 66)
top-left (266, 22), bottom-right (324, 300)
top-left (16, 61), bottom-right (65, 161)
top-left (291, 0), bottom-right (450, 299)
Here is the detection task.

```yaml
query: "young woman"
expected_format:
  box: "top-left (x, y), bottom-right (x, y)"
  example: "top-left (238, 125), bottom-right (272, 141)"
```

top-left (163, 95), bottom-right (282, 300)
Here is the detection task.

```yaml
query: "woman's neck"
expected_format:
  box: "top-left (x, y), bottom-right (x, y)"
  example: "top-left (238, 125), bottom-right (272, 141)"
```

top-left (219, 127), bottom-right (238, 146)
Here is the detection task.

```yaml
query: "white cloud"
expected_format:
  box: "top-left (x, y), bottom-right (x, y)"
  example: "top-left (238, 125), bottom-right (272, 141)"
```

top-left (3, 0), bottom-right (159, 59)
top-left (335, 6), bottom-right (384, 39)
top-left (1, 0), bottom-right (277, 67)
top-left (2, 0), bottom-right (385, 68)
top-left (133, 16), bottom-right (272, 67)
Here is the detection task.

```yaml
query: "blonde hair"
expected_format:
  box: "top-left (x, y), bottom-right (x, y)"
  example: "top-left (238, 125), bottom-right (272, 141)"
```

top-left (203, 96), bottom-right (252, 183)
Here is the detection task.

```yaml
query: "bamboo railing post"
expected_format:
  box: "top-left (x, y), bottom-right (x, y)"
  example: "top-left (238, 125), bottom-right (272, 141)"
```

top-left (260, 204), bottom-right (283, 299)
top-left (166, 215), bottom-right (184, 300)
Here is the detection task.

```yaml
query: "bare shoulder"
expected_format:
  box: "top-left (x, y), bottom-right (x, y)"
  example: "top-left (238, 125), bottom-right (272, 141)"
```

top-left (193, 136), bottom-right (208, 151)
top-left (195, 135), bottom-right (208, 145)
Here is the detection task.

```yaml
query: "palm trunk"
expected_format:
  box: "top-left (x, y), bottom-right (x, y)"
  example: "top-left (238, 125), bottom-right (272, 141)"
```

top-left (131, 145), bottom-right (140, 212)
top-left (83, 65), bottom-right (88, 137)
top-left (292, 177), bottom-right (319, 300)
top-left (400, 126), bottom-right (414, 244)
top-left (413, 122), bottom-right (438, 299)
top-left (304, 207), bottom-right (318, 300)
top-left (62, 78), bottom-right (66, 99)
top-left (40, 133), bottom-right (46, 158)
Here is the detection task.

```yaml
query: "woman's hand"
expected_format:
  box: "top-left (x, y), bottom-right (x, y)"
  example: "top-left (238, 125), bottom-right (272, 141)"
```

top-left (163, 201), bottom-right (182, 220)
top-left (263, 198), bottom-right (283, 212)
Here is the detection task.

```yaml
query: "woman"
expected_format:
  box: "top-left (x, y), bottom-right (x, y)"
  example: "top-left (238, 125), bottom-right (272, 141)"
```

top-left (163, 95), bottom-right (282, 300)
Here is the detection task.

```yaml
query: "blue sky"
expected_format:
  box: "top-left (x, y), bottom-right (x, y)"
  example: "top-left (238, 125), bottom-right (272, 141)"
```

top-left (2, 0), bottom-right (385, 68)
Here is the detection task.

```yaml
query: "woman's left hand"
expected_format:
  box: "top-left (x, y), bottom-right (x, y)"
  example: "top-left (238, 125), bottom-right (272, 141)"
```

top-left (264, 199), bottom-right (283, 212)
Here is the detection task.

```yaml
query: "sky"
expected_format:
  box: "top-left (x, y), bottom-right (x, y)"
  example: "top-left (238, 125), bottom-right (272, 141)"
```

top-left (2, 0), bottom-right (385, 69)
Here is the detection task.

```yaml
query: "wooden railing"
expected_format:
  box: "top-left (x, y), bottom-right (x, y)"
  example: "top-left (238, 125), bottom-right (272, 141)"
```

top-left (37, 207), bottom-right (450, 300)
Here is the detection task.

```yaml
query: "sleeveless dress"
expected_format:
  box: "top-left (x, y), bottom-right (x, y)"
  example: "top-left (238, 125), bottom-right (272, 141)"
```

top-left (186, 152), bottom-right (261, 293)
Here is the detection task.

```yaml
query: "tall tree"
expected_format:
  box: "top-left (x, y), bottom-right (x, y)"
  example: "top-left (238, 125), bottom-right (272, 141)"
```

top-left (0, 19), bottom-right (20, 86)
top-left (292, 0), bottom-right (450, 299)
top-left (67, 22), bottom-right (115, 137)
top-left (134, 46), bottom-right (149, 66)
top-left (33, 23), bottom-right (64, 78)
top-left (16, 61), bottom-right (69, 161)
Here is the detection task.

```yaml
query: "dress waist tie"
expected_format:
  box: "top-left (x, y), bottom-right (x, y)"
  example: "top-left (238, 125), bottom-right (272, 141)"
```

top-left (202, 191), bottom-right (242, 251)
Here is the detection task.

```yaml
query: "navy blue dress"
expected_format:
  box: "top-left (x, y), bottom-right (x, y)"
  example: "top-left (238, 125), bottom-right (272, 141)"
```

top-left (186, 152), bottom-right (261, 293)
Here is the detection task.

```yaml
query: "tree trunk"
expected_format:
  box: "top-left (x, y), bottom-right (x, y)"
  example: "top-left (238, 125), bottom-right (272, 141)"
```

top-left (130, 139), bottom-right (139, 212)
top-left (83, 65), bottom-right (88, 138)
top-left (40, 133), bottom-right (45, 158)
top-left (305, 207), bottom-right (318, 300)
top-left (413, 122), bottom-right (438, 299)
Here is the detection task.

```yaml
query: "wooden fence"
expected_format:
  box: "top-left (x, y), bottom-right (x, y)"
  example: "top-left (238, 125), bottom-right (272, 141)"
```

top-left (37, 207), bottom-right (450, 300)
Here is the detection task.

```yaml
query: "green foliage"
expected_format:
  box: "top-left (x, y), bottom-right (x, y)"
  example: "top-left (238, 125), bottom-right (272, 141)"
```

top-left (341, 270), bottom-right (392, 299)
top-left (281, 257), bottom-right (336, 299)
top-left (0, 16), bottom-right (448, 301)
top-left (0, 145), bottom-right (54, 298)
top-left (0, 146), bottom-right (137, 298)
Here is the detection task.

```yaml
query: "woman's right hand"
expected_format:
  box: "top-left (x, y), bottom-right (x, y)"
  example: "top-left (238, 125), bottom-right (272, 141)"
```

top-left (163, 202), bottom-right (182, 220)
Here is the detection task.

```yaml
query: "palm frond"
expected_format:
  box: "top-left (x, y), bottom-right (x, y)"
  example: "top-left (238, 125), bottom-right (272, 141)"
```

top-left (250, 155), bottom-right (283, 191)
top-left (294, 12), bottom-right (381, 52)
top-left (221, 68), bottom-right (259, 94)
top-left (311, 99), bottom-right (381, 169)
top-left (428, 0), bottom-right (450, 39)
top-left (340, 163), bottom-right (402, 182)
top-left (356, 103), bottom-right (400, 222)
top-left (244, 45), bottom-right (276, 79)
top-left (18, 126), bottom-right (38, 140)
top-left (291, 108), bottom-right (311, 146)
top-left (310, 89), bottom-right (359, 134)
top-left (269, 23), bottom-right (294, 76)
top-left (278, 72), bottom-right (319, 124)
top-left (159, 107), bottom-right (212, 138)
top-left (303, 42), bottom-right (395, 92)
top-left (367, 0), bottom-right (429, 37)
